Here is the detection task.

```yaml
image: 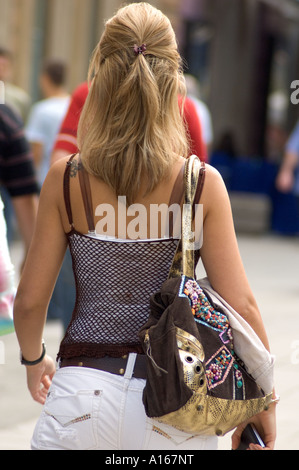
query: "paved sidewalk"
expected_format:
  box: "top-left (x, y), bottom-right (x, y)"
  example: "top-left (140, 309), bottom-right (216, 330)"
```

top-left (0, 234), bottom-right (298, 450)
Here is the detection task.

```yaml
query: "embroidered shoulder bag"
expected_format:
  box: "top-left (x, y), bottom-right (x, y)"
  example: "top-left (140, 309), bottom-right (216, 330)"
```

top-left (138, 155), bottom-right (274, 437)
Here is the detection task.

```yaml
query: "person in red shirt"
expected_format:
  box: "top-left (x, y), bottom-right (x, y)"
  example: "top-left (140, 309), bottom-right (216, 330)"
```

top-left (51, 82), bottom-right (207, 165)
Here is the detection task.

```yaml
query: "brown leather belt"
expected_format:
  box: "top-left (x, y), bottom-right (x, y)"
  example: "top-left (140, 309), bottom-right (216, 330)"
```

top-left (60, 354), bottom-right (147, 379)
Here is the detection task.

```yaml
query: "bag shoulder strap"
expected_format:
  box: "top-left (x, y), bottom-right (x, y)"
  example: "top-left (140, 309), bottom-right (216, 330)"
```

top-left (168, 156), bottom-right (205, 279)
top-left (182, 156), bottom-right (205, 277)
top-left (168, 158), bottom-right (205, 237)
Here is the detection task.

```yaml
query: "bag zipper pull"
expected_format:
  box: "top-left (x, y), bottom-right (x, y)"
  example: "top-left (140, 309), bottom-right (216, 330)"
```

top-left (144, 331), bottom-right (168, 375)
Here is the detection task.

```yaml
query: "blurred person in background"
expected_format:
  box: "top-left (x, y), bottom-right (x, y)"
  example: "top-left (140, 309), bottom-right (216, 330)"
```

top-left (0, 194), bottom-right (15, 336)
top-left (0, 104), bottom-right (38, 260)
top-left (0, 103), bottom-right (39, 332)
top-left (185, 73), bottom-right (213, 153)
top-left (26, 59), bottom-right (70, 188)
top-left (26, 59), bottom-right (74, 330)
top-left (0, 47), bottom-right (32, 240)
top-left (0, 47), bottom-right (31, 123)
top-left (276, 118), bottom-right (299, 220)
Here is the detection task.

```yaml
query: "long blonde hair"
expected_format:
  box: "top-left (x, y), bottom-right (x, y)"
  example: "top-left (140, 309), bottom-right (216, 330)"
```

top-left (77, 2), bottom-right (189, 205)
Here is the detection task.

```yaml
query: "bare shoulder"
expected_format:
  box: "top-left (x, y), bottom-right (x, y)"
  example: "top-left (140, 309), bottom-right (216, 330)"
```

top-left (40, 154), bottom-right (77, 201)
top-left (201, 163), bottom-right (229, 202)
top-left (51, 154), bottom-right (79, 175)
top-left (203, 162), bottom-right (225, 183)
top-left (44, 154), bottom-right (78, 182)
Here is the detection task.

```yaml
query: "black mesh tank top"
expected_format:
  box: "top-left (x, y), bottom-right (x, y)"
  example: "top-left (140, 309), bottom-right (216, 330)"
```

top-left (57, 155), bottom-right (186, 360)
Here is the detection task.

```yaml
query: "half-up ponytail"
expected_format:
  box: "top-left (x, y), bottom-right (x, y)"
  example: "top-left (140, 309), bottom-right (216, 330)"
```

top-left (78, 2), bottom-right (189, 205)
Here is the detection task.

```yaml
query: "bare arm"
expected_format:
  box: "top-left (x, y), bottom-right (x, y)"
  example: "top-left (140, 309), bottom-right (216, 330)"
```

top-left (50, 149), bottom-right (70, 166)
top-left (276, 150), bottom-right (298, 193)
top-left (200, 165), bottom-right (276, 449)
top-left (200, 165), bottom-right (270, 350)
top-left (13, 160), bottom-right (68, 403)
top-left (30, 141), bottom-right (44, 169)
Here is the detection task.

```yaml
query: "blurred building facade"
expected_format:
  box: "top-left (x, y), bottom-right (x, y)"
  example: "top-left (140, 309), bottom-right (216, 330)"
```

top-left (1, 0), bottom-right (299, 159)
top-left (180, 0), bottom-right (299, 162)
top-left (0, 0), bottom-right (181, 102)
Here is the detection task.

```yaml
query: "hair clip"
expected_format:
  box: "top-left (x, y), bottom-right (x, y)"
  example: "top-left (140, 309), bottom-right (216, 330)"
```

top-left (133, 44), bottom-right (147, 56)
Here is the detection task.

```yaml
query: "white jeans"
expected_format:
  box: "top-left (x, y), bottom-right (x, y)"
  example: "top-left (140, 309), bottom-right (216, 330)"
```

top-left (31, 354), bottom-right (218, 450)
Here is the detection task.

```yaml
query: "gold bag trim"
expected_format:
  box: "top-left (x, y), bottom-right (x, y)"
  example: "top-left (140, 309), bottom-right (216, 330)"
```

top-left (154, 326), bottom-right (273, 437)
top-left (154, 391), bottom-right (273, 436)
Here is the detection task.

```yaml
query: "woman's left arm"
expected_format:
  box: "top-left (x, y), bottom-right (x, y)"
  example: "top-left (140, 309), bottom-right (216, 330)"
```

top-left (199, 165), bottom-right (276, 449)
top-left (14, 159), bottom-right (68, 403)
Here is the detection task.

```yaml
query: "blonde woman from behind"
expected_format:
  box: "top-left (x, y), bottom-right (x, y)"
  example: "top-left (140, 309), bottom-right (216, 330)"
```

top-left (14, 3), bottom-right (276, 451)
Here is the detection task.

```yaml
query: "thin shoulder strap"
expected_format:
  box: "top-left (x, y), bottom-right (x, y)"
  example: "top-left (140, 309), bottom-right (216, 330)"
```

top-left (192, 161), bottom-right (205, 218)
top-left (168, 160), bottom-right (185, 237)
top-left (63, 153), bottom-right (77, 230)
top-left (78, 158), bottom-right (96, 233)
top-left (168, 161), bottom-right (185, 208)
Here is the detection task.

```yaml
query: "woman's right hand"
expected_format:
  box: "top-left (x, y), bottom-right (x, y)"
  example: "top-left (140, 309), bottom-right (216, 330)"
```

top-left (25, 355), bottom-right (56, 405)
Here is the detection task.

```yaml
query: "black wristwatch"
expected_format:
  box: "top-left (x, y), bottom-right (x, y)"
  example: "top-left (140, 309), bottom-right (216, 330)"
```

top-left (20, 342), bottom-right (46, 366)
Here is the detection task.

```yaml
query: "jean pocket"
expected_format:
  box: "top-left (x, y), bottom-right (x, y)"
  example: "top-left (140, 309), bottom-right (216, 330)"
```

top-left (144, 418), bottom-right (217, 450)
top-left (35, 388), bottom-right (102, 450)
